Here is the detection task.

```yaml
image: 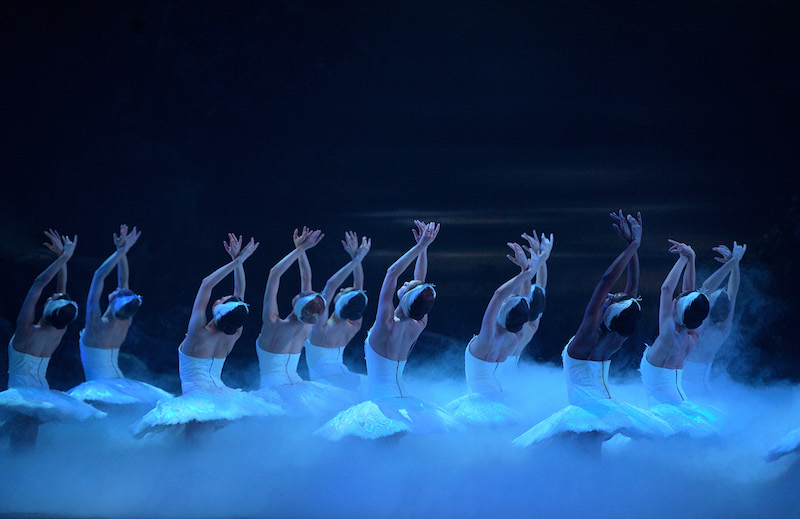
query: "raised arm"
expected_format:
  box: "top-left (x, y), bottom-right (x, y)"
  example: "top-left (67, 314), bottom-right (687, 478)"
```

top-left (262, 229), bottom-right (323, 323)
top-left (87, 227), bottom-right (141, 324)
top-left (523, 231), bottom-right (553, 291)
top-left (224, 234), bottom-right (247, 299)
top-left (375, 222), bottom-right (439, 324)
top-left (576, 213), bottom-right (642, 337)
top-left (189, 239), bottom-right (259, 334)
top-left (18, 233), bottom-right (77, 328)
top-left (479, 245), bottom-right (538, 337)
top-left (342, 231), bottom-right (365, 289)
top-left (681, 243), bottom-right (696, 293)
top-left (411, 220), bottom-right (432, 282)
top-left (658, 240), bottom-right (690, 334)
top-left (321, 236), bottom-right (371, 304)
top-left (293, 227), bottom-right (315, 292)
top-left (112, 224), bottom-right (136, 290)
top-left (43, 229), bottom-right (69, 293)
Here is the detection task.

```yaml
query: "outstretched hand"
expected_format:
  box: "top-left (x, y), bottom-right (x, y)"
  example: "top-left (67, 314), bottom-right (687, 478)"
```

top-left (236, 238), bottom-right (260, 263)
top-left (294, 227), bottom-right (324, 250)
top-left (668, 239), bottom-right (694, 258)
top-left (224, 233), bottom-right (243, 259)
top-left (355, 236), bottom-right (372, 261)
top-left (506, 242), bottom-right (528, 269)
top-left (528, 231), bottom-right (554, 263)
top-left (44, 229), bottom-right (77, 259)
top-left (732, 241), bottom-right (747, 261)
top-left (612, 210), bottom-right (642, 245)
top-left (715, 241), bottom-right (746, 263)
top-left (342, 231), bottom-right (359, 258)
top-left (521, 230), bottom-right (540, 255)
top-left (416, 221), bottom-right (440, 248)
top-left (113, 224), bottom-right (141, 253)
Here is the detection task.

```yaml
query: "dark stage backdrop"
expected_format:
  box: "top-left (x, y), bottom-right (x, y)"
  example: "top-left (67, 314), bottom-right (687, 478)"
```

top-left (0, 1), bottom-right (798, 391)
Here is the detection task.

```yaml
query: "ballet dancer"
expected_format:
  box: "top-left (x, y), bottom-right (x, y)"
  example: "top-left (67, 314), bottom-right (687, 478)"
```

top-left (132, 236), bottom-right (282, 441)
top-left (0, 231), bottom-right (104, 451)
top-left (683, 242), bottom-right (746, 395)
top-left (305, 231), bottom-right (371, 391)
top-left (68, 225), bottom-right (172, 407)
top-left (316, 221), bottom-right (460, 440)
top-left (513, 212), bottom-right (672, 454)
top-left (446, 242), bottom-right (540, 425)
top-left (638, 240), bottom-right (719, 436)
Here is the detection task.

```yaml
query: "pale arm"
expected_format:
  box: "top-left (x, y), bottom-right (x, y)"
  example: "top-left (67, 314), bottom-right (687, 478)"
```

top-left (658, 252), bottom-right (689, 335)
top-left (342, 231), bottom-right (365, 290)
top-left (623, 253), bottom-right (639, 296)
top-left (263, 229), bottom-right (323, 322)
top-left (18, 233), bottom-right (77, 328)
top-left (411, 220), bottom-right (437, 282)
top-left (321, 237), bottom-right (371, 304)
top-left (682, 246), bottom-right (696, 293)
top-left (479, 245), bottom-right (537, 338)
top-left (224, 234), bottom-right (246, 299)
top-left (293, 227), bottom-right (315, 292)
top-left (86, 249), bottom-right (127, 325)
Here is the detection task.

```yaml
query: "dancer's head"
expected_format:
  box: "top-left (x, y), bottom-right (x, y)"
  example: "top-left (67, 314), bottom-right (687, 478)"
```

top-left (602, 293), bottom-right (641, 337)
top-left (528, 284), bottom-right (546, 322)
top-left (496, 296), bottom-right (530, 333)
top-left (675, 290), bottom-right (710, 329)
top-left (42, 293), bottom-right (78, 329)
top-left (707, 289), bottom-right (731, 323)
top-left (292, 292), bottom-right (327, 324)
top-left (398, 281), bottom-right (436, 320)
top-left (212, 295), bottom-right (249, 335)
top-left (108, 288), bottom-right (143, 319)
top-left (333, 288), bottom-right (368, 321)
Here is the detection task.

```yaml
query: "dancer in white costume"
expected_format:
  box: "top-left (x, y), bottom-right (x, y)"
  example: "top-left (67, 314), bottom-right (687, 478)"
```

top-left (254, 227), bottom-right (356, 417)
top-left (0, 231), bottom-right (105, 451)
top-left (132, 236), bottom-right (282, 440)
top-left (765, 427), bottom-right (800, 462)
top-left (316, 221), bottom-right (460, 440)
top-left (68, 225), bottom-right (172, 406)
top-left (498, 231), bottom-right (553, 378)
top-left (513, 212), bottom-right (672, 452)
top-left (305, 231), bottom-right (371, 391)
top-left (640, 239), bottom-right (719, 436)
top-left (683, 242), bottom-right (746, 395)
top-left (446, 242), bottom-right (541, 425)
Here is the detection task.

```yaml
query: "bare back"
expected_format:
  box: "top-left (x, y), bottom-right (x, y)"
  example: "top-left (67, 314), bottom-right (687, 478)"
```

top-left (257, 318), bottom-right (312, 355)
top-left (180, 324), bottom-right (242, 359)
top-left (469, 325), bottom-right (524, 364)
top-left (9, 323), bottom-right (69, 358)
top-left (81, 314), bottom-right (133, 350)
top-left (367, 313), bottom-right (427, 361)
top-left (647, 323), bottom-right (699, 369)
top-left (309, 316), bottom-right (362, 349)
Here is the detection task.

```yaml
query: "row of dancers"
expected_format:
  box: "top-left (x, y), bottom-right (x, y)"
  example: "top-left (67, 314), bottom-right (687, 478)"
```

top-left (0, 215), bottom-right (797, 462)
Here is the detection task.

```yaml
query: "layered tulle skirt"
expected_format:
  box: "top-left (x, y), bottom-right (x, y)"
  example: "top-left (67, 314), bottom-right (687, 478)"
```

top-left (646, 401), bottom-right (722, 438)
top-left (445, 393), bottom-right (519, 426)
top-left (315, 396), bottom-right (462, 440)
top-left (253, 381), bottom-right (355, 418)
top-left (0, 387), bottom-right (106, 424)
top-left (131, 387), bottom-right (283, 438)
top-left (68, 378), bottom-right (173, 406)
top-left (512, 398), bottom-right (674, 447)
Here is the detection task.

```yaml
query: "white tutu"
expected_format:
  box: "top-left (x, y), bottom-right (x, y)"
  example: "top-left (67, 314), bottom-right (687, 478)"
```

top-left (131, 350), bottom-right (284, 438)
top-left (67, 379), bottom-right (173, 406)
top-left (256, 346), bottom-right (354, 417)
top-left (513, 344), bottom-right (673, 447)
top-left (304, 339), bottom-right (367, 392)
top-left (639, 348), bottom-right (721, 437)
top-left (764, 427), bottom-right (800, 462)
top-left (316, 338), bottom-right (460, 440)
top-left (445, 343), bottom-right (519, 426)
top-left (315, 396), bottom-right (461, 440)
top-left (0, 387), bottom-right (106, 423)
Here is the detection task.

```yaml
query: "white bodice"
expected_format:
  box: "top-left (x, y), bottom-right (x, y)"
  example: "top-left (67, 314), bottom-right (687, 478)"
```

top-left (8, 342), bottom-right (50, 389)
top-left (640, 347), bottom-right (686, 405)
top-left (364, 337), bottom-right (407, 398)
top-left (178, 349), bottom-right (227, 394)
top-left (80, 338), bottom-right (123, 380)
top-left (562, 345), bottom-right (612, 405)
top-left (465, 340), bottom-right (504, 394)
top-left (257, 345), bottom-right (303, 388)
top-left (304, 339), bottom-right (348, 380)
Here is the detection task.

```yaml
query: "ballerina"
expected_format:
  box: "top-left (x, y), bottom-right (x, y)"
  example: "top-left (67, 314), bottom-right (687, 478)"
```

top-left (639, 239), bottom-right (720, 437)
top-left (683, 242), bottom-right (746, 396)
top-left (305, 231), bottom-right (371, 392)
top-left (67, 225), bottom-right (172, 407)
top-left (316, 221), bottom-right (460, 440)
top-left (132, 236), bottom-right (282, 441)
top-left (445, 242), bottom-right (540, 426)
top-left (253, 227), bottom-right (362, 417)
top-left (513, 212), bottom-right (672, 454)
top-left (0, 231), bottom-right (105, 452)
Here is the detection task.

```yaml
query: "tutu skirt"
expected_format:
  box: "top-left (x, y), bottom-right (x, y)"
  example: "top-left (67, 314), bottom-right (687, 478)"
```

top-left (445, 393), bottom-right (519, 426)
top-left (764, 427), bottom-right (800, 462)
top-left (68, 378), bottom-right (173, 406)
top-left (0, 387), bottom-right (106, 423)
